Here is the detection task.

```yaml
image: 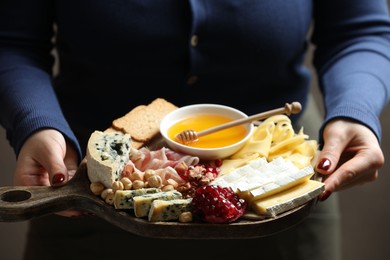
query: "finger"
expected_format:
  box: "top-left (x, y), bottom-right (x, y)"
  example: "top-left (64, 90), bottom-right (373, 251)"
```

top-left (45, 151), bottom-right (70, 187)
top-left (37, 136), bottom-right (71, 186)
top-left (63, 141), bottom-right (80, 180)
top-left (14, 155), bottom-right (52, 186)
top-left (319, 152), bottom-right (381, 201)
top-left (42, 134), bottom-right (81, 186)
top-left (315, 135), bottom-right (346, 175)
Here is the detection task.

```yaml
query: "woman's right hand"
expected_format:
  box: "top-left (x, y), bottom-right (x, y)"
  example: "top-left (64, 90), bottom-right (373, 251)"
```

top-left (14, 129), bottom-right (83, 217)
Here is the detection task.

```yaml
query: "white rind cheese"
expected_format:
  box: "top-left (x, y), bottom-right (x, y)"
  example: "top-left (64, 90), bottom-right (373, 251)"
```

top-left (133, 190), bottom-right (183, 218)
top-left (86, 130), bottom-right (132, 188)
top-left (244, 165), bottom-right (314, 202)
top-left (114, 188), bottom-right (162, 209)
top-left (211, 156), bottom-right (315, 203)
top-left (210, 157), bottom-right (269, 191)
top-left (211, 157), bottom-right (301, 193)
top-left (148, 198), bottom-right (192, 222)
top-left (251, 180), bottom-right (324, 217)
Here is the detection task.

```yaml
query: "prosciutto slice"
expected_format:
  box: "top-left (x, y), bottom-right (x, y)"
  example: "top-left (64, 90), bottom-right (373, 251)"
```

top-left (130, 147), bottom-right (199, 171)
top-left (124, 147), bottom-right (200, 185)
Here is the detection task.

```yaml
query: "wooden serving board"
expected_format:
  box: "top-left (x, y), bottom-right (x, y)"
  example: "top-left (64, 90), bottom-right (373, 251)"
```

top-left (0, 159), bottom-right (318, 239)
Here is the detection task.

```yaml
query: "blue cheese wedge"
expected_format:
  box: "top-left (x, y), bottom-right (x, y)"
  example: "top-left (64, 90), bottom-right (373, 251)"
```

top-left (133, 190), bottom-right (183, 218)
top-left (114, 188), bottom-right (161, 209)
top-left (251, 180), bottom-right (325, 217)
top-left (148, 198), bottom-right (192, 222)
top-left (86, 130), bottom-right (132, 188)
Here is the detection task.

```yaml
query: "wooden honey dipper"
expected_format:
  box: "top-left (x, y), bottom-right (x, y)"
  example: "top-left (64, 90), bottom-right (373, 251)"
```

top-left (175, 102), bottom-right (302, 144)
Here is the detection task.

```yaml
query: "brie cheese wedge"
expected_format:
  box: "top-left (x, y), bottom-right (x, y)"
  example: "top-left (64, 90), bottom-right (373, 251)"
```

top-left (251, 180), bottom-right (324, 217)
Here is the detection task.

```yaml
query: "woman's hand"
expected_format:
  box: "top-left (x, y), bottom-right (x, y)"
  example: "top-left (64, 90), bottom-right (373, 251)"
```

top-left (14, 129), bottom-right (82, 217)
top-left (315, 119), bottom-right (385, 201)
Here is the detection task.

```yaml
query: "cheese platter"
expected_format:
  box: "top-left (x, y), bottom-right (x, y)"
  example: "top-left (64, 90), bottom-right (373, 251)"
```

top-left (0, 98), bottom-right (324, 239)
top-left (0, 160), bottom-right (319, 239)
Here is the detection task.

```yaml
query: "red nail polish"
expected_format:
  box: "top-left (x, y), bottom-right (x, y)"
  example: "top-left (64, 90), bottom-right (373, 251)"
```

top-left (317, 158), bottom-right (331, 171)
top-left (52, 173), bottom-right (65, 185)
top-left (319, 190), bottom-right (331, 201)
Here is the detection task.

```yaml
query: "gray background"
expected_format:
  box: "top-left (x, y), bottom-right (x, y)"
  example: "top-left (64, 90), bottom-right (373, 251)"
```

top-left (1, 4), bottom-right (390, 259)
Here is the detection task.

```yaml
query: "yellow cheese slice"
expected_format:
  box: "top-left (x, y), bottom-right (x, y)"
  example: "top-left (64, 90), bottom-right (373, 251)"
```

top-left (148, 198), bottom-right (192, 222)
top-left (250, 180), bottom-right (324, 217)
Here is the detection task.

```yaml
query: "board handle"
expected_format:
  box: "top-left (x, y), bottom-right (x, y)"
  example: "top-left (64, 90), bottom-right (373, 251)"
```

top-left (0, 163), bottom-right (96, 222)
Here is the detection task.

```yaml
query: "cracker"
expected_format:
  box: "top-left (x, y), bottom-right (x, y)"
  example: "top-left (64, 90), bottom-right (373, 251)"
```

top-left (112, 98), bottom-right (178, 143)
top-left (112, 105), bottom-right (147, 133)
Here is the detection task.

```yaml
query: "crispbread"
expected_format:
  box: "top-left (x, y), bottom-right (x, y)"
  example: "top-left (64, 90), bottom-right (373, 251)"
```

top-left (112, 98), bottom-right (177, 143)
top-left (112, 105), bottom-right (147, 133)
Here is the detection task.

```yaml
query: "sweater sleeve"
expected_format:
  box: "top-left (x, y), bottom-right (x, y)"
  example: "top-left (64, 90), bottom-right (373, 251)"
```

top-left (312, 0), bottom-right (390, 144)
top-left (0, 0), bottom-right (81, 159)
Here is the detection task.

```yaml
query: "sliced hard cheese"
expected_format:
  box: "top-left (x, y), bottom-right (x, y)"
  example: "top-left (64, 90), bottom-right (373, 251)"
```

top-left (211, 157), bottom-right (301, 194)
top-left (148, 198), bottom-right (192, 222)
top-left (218, 154), bottom-right (260, 176)
top-left (114, 188), bottom-right (161, 209)
top-left (133, 190), bottom-right (183, 218)
top-left (211, 157), bottom-right (269, 192)
top-left (251, 180), bottom-right (324, 217)
top-left (243, 165), bottom-right (314, 202)
top-left (235, 158), bottom-right (301, 195)
top-left (86, 130), bottom-right (132, 188)
top-left (210, 157), bottom-right (269, 192)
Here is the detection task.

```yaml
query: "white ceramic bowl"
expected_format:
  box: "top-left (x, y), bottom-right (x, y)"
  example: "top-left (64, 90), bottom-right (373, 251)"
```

top-left (160, 104), bottom-right (254, 161)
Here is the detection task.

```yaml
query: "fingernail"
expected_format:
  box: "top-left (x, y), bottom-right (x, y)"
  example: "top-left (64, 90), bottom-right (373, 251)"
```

top-left (52, 173), bottom-right (66, 185)
top-left (317, 158), bottom-right (331, 171)
top-left (319, 190), bottom-right (332, 201)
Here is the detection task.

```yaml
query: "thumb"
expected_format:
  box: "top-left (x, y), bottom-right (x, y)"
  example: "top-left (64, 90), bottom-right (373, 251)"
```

top-left (315, 125), bottom-right (346, 201)
top-left (315, 121), bottom-right (346, 176)
top-left (42, 131), bottom-right (79, 187)
top-left (45, 145), bottom-right (70, 187)
top-left (49, 164), bottom-right (68, 186)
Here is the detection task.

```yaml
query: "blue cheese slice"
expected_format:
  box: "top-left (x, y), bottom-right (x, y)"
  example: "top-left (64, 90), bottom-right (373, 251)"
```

top-left (148, 198), bottom-right (192, 222)
top-left (114, 188), bottom-right (161, 209)
top-left (133, 190), bottom-right (183, 218)
top-left (86, 130), bottom-right (132, 188)
top-left (251, 180), bottom-right (324, 217)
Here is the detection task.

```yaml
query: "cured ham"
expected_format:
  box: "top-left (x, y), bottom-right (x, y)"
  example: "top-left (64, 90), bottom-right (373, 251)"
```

top-left (123, 147), bottom-right (200, 186)
top-left (130, 147), bottom-right (199, 171)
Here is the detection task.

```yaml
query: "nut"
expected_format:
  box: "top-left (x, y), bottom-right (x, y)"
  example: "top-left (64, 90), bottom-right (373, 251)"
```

top-left (179, 212), bottom-right (193, 223)
top-left (130, 171), bottom-right (144, 181)
top-left (161, 184), bottom-right (174, 191)
top-left (144, 169), bottom-right (156, 180)
top-left (132, 180), bottom-right (145, 189)
top-left (147, 175), bottom-right (163, 188)
top-left (90, 182), bottom-right (105, 195)
top-left (112, 180), bottom-right (124, 191)
top-left (166, 178), bottom-right (179, 188)
top-left (120, 177), bottom-right (132, 190)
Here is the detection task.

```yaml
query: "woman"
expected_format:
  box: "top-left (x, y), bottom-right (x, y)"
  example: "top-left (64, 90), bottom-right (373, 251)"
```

top-left (1, 1), bottom-right (389, 259)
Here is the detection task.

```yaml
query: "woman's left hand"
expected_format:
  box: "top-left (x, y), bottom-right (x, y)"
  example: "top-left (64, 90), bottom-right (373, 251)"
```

top-left (315, 119), bottom-right (385, 201)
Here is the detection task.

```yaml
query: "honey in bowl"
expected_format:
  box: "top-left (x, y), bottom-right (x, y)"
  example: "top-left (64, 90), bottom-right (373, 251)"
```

top-left (168, 114), bottom-right (248, 148)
